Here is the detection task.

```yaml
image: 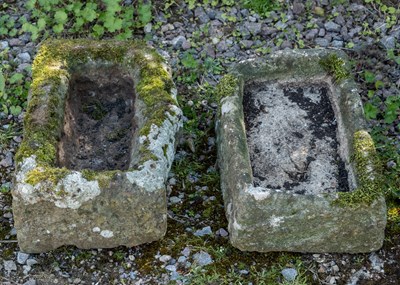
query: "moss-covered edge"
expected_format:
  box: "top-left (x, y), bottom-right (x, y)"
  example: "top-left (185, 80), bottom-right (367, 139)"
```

top-left (216, 74), bottom-right (239, 101)
top-left (319, 53), bottom-right (351, 82)
top-left (334, 130), bottom-right (383, 207)
top-left (17, 39), bottom-right (178, 188)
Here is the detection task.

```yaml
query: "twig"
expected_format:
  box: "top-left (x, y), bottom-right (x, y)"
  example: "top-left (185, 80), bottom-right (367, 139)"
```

top-left (0, 240), bottom-right (18, 243)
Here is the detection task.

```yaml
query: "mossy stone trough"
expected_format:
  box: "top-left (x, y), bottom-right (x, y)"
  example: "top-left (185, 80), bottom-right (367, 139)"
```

top-left (216, 49), bottom-right (386, 253)
top-left (12, 40), bottom-right (182, 253)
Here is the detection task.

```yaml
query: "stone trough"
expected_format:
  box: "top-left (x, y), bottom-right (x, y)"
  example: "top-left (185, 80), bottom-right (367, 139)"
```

top-left (216, 49), bottom-right (386, 253)
top-left (13, 40), bottom-right (182, 253)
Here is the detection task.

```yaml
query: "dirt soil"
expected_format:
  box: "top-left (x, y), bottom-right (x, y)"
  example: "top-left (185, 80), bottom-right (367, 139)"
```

top-left (57, 65), bottom-right (136, 171)
top-left (243, 81), bottom-right (349, 194)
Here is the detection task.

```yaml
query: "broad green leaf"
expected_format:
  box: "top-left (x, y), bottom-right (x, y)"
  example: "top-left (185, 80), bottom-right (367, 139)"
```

top-left (26, 0), bottom-right (37, 10)
top-left (82, 6), bottom-right (97, 22)
top-left (367, 90), bottom-right (374, 98)
top-left (10, 105), bottom-right (22, 116)
top-left (74, 17), bottom-right (84, 29)
top-left (92, 24), bottom-right (104, 37)
top-left (37, 18), bottom-right (46, 30)
top-left (104, 17), bottom-right (123, 32)
top-left (181, 52), bottom-right (198, 69)
top-left (9, 73), bottom-right (23, 84)
top-left (364, 102), bottom-right (378, 120)
top-left (375, 80), bottom-right (384, 89)
top-left (138, 2), bottom-right (152, 26)
top-left (364, 70), bottom-right (376, 83)
top-left (53, 23), bottom-right (64, 34)
top-left (54, 10), bottom-right (68, 24)
top-left (0, 27), bottom-right (8, 36)
top-left (6, 18), bottom-right (15, 28)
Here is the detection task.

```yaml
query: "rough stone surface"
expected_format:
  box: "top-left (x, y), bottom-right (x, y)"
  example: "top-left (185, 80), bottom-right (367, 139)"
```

top-left (216, 49), bottom-right (386, 253)
top-left (12, 40), bottom-right (182, 253)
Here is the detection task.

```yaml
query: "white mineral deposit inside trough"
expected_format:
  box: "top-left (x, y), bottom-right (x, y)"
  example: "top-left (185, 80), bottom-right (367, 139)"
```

top-left (243, 82), bottom-right (349, 195)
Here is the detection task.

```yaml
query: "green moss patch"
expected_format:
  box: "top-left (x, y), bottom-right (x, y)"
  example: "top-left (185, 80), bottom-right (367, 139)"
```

top-left (319, 53), bottom-right (350, 82)
top-left (334, 130), bottom-right (383, 207)
top-left (216, 74), bottom-right (239, 101)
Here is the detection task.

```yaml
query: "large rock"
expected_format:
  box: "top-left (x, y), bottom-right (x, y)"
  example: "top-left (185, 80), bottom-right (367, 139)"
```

top-left (216, 49), bottom-right (386, 253)
top-left (13, 40), bottom-right (182, 253)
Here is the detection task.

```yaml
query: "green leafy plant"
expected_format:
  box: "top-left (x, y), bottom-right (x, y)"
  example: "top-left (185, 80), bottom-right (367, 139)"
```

top-left (22, 0), bottom-right (153, 41)
top-left (241, 0), bottom-right (281, 16)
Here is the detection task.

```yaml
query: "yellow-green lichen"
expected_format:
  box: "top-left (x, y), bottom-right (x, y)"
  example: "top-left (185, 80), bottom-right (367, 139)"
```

top-left (81, 169), bottom-right (119, 189)
top-left (216, 74), bottom-right (239, 100)
top-left (25, 167), bottom-right (70, 186)
top-left (334, 130), bottom-right (383, 207)
top-left (319, 53), bottom-right (350, 82)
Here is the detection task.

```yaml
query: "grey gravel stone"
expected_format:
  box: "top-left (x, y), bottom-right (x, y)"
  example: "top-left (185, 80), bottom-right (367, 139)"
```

top-left (10, 227), bottom-right (17, 236)
top-left (3, 260), bottom-right (17, 273)
top-left (305, 29), bottom-right (319, 40)
top-left (23, 265), bottom-right (32, 274)
top-left (171, 35), bottom-right (186, 49)
top-left (216, 40), bottom-right (228, 52)
top-left (194, 226), bottom-right (212, 237)
top-left (244, 22), bottom-right (262, 36)
top-left (319, 28), bottom-right (326, 37)
top-left (380, 36), bottom-right (396, 50)
top-left (324, 21), bottom-right (341, 32)
top-left (275, 21), bottom-right (288, 30)
top-left (261, 26), bottom-right (278, 36)
top-left (165, 264), bottom-right (176, 272)
top-left (170, 271), bottom-right (181, 280)
top-left (0, 40), bottom-right (9, 50)
top-left (8, 38), bottom-right (23, 46)
top-left (293, 2), bottom-right (305, 15)
top-left (281, 268), bottom-right (298, 282)
top-left (332, 40), bottom-right (344, 48)
top-left (17, 251), bottom-right (30, 264)
top-left (17, 52), bottom-right (31, 63)
top-left (159, 255), bottom-right (172, 263)
top-left (182, 40), bottom-right (191, 50)
top-left (26, 259), bottom-right (38, 267)
top-left (169, 196), bottom-right (181, 204)
top-left (23, 279), bottom-right (37, 285)
top-left (144, 23), bottom-right (152, 33)
top-left (315, 38), bottom-right (330, 47)
top-left (194, 6), bottom-right (209, 24)
top-left (192, 251), bottom-right (213, 266)
top-left (216, 228), bottom-right (229, 237)
top-left (240, 40), bottom-right (253, 49)
top-left (369, 252), bottom-right (384, 272)
top-left (181, 247), bottom-right (191, 257)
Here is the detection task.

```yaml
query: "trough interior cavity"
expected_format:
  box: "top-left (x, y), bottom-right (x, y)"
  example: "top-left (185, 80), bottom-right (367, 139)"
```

top-left (58, 65), bottom-right (136, 171)
top-left (243, 81), bottom-right (349, 195)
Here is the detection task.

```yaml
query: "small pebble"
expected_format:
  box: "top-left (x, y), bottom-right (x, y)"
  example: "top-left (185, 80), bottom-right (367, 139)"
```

top-left (192, 251), bottom-right (213, 266)
top-left (281, 268), bottom-right (298, 282)
top-left (17, 252), bottom-right (30, 265)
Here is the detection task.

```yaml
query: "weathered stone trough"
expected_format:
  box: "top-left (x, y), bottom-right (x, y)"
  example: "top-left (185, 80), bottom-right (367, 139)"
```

top-left (216, 49), bottom-right (386, 253)
top-left (13, 40), bottom-right (182, 253)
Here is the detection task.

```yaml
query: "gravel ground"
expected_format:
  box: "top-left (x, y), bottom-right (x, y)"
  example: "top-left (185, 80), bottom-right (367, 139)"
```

top-left (1, 0), bottom-right (399, 284)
